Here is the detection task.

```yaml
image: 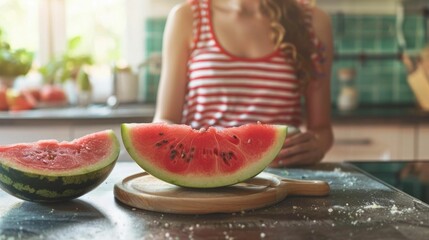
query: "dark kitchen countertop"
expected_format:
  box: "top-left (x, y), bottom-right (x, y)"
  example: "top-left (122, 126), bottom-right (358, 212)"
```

top-left (0, 161), bottom-right (428, 240)
top-left (0, 104), bottom-right (156, 125)
top-left (331, 104), bottom-right (429, 124)
top-left (0, 103), bottom-right (428, 125)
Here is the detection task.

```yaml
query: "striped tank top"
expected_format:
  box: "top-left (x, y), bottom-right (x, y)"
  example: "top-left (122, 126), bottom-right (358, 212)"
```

top-left (182, 0), bottom-right (320, 129)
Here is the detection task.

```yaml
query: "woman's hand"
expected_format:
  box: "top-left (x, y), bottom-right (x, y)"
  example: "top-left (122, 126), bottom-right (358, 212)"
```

top-left (269, 131), bottom-right (325, 167)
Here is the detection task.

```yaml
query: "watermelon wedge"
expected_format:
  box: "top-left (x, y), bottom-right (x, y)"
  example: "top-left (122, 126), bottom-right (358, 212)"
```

top-left (0, 130), bottom-right (120, 202)
top-left (121, 123), bottom-right (287, 188)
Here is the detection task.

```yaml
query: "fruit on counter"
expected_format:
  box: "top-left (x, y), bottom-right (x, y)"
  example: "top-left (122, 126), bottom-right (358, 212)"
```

top-left (121, 123), bottom-right (287, 188)
top-left (26, 87), bottom-right (41, 102)
top-left (39, 85), bottom-right (67, 105)
top-left (0, 85), bottom-right (7, 110)
top-left (0, 130), bottom-right (120, 202)
top-left (6, 89), bottom-right (37, 111)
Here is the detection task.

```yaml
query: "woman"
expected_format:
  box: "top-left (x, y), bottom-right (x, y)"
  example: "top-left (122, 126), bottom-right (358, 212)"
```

top-left (153, 0), bottom-right (334, 167)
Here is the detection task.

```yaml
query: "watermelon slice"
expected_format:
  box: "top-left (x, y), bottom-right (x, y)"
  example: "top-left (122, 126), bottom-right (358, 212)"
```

top-left (121, 123), bottom-right (287, 188)
top-left (0, 130), bottom-right (120, 202)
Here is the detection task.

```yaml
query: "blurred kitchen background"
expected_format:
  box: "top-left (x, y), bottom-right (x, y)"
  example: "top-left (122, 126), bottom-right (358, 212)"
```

top-left (0, 0), bottom-right (426, 104)
top-left (0, 0), bottom-right (428, 159)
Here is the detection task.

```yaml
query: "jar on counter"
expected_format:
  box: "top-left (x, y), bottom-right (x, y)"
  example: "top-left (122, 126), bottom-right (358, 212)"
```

top-left (337, 68), bottom-right (358, 111)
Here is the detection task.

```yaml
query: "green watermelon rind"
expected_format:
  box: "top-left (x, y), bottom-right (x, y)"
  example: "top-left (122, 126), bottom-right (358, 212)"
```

top-left (0, 130), bottom-right (120, 202)
top-left (121, 123), bottom-right (287, 188)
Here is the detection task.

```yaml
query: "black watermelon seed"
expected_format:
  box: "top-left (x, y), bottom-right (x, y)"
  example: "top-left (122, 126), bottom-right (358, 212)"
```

top-left (170, 150), bottom-right (178, 160)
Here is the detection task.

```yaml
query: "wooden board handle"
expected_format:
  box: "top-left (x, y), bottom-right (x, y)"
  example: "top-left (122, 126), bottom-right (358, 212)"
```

top-left (280, 179), bottom-right (330, 197)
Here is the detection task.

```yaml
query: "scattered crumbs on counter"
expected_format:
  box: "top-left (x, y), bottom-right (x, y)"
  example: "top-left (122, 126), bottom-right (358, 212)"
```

top-left (49, 209), bottom-right (55, 214)
top-left (334, 168), bottom-right (342, 172)
top-left (355, 209), bottom-right (365, 216)
top-left (164, 223), bottom-right (169, 228)
top-left (363, 202), bottom-right (385, 209)
top-left (260, 232), bottom-right (266, 238)
top-left (389, 205), bottom-right (414, 215)
top-left (165, 232), bottom-right (170, 238)
top-left (351, 220), bottom-right (358, 225)
top-left (131, 208), bottom-right (136, 211)
top-left (196, 224), bottom-right (200, 228)
top-left (240, 210), bottom-right (246, 215)
top-left (331, 223), bottom-right (335, 227)
top-left (395, 226), bottom-right (399, 230)
top-left (332, 205), bottom-right (346, 210)
top-left (390, 205), bottom-right (399, 214)
top-left (293, 206), bottom-right (298, 210)
top-left (261, 223), bottom-right (266, 228)
top-left (367, 217), bottom-right (371, 222)
top-left (328, 208), bottom-right (333, 213)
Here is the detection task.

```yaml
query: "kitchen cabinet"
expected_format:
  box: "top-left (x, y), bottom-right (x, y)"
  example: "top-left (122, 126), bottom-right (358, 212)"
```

top-left (416, 124), bottom-right (429, 160)
top-left (324, 124), bottom-right (416, 162)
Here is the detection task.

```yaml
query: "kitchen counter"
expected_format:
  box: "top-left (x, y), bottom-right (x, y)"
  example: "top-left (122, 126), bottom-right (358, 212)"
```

top-left (0, 104), bottom-right (155, 125)
top-left (1, 103), bottom-right (428, 125)
top-left (1, 162), bottom-right (428, 240)
top-left (331, 104), bottom-right (429, 124)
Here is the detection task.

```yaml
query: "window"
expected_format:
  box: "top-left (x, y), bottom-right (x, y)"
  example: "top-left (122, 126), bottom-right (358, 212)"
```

top-left (0, 0), bottom-right (39, 55)
top-left (65, 0), bottom-right (126, 64)
top-left (0, 0), bottom-right (127, 65)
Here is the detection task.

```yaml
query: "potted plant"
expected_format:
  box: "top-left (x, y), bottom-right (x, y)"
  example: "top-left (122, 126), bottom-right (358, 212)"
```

top-left (39, 36), bottom-right (93, 85)
top-left (38, 36), bottom-right (93, 106)
top-left (0, 29), bottom-right (33, 87)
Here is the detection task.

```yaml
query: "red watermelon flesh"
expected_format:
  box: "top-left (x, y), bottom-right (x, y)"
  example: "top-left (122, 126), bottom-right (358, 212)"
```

top-left (121, 123), bottom-right (287, 188)
top-left (0, 130), bottom-right (119, 176)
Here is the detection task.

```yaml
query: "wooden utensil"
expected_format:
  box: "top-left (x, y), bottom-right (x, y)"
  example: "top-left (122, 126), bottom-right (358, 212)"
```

top-left (114, 172), bottom-right (330, 214)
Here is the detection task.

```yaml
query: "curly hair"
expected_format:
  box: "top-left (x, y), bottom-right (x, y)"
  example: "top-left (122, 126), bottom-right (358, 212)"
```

top-left (260, 0), bottom-right (316, 92)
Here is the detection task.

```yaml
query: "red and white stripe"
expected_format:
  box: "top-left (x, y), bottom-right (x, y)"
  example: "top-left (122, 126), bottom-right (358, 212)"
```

top-left (184, 0), bottom-right (319, 129)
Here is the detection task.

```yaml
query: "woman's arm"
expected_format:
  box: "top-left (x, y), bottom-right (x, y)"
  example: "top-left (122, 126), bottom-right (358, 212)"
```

top-left (304, 6), bottom-right (334, 155)
top-left (152, 3), bottom-right (193, 124)
top-left (271, 7), bottom-right (334, 167)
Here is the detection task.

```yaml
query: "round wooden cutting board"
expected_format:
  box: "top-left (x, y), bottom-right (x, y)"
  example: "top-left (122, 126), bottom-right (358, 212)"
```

top-left (114, 172), bottom-right (330, 214)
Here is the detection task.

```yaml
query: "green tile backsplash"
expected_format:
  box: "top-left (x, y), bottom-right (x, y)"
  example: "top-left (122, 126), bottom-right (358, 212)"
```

top-left (143, 13), bottom-right (427, 106)
top-left (140, 18), bottom-right (166, 103)
top-left (331, 13), bottom-right (426, 105)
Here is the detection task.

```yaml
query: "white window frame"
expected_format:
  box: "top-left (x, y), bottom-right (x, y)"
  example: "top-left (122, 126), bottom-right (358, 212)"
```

top-left (37, 0), bottom-right (179, 68)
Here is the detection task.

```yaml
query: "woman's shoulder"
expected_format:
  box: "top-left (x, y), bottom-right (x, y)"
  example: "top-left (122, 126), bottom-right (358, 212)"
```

top-left (312, 7), bottom-right (331, 28)
top-left (165, 2), bottom-right (194, 38)
top-left (168, 1), bottom-right (193, 22)
top-left (310, 7), bottom-right (332, 40)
